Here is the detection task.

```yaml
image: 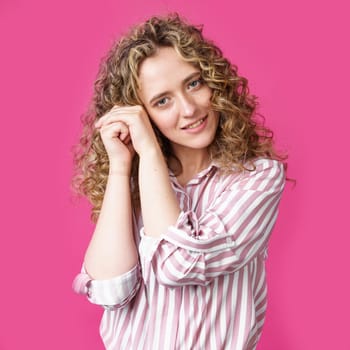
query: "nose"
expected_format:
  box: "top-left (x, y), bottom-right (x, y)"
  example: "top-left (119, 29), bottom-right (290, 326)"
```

top-left (177, 93), bottom-right (196, 118)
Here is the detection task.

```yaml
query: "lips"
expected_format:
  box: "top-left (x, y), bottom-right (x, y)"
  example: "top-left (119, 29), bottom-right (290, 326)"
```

top-left (181, 116), bottom-right (207, 129)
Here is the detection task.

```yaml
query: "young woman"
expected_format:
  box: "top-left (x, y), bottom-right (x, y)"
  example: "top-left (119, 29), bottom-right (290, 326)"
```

top-left (72, 13), bottom-right (286, 350)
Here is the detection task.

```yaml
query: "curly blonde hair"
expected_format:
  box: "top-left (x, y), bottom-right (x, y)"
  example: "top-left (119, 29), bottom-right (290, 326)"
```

top-left (72, 13), bottom-right (287, 222)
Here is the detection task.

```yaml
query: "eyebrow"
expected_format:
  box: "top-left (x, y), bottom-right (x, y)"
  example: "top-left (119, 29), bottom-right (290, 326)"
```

top-left (148, 71), bottom-right (201, 105)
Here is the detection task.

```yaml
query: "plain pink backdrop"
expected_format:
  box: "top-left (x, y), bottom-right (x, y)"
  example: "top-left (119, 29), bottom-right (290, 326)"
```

top-left (1, 0), bottom-right (349, 349)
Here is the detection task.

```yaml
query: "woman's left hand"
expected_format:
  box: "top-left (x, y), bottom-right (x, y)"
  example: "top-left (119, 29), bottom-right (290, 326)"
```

top-left (95, 105), bottom-right (160, 157)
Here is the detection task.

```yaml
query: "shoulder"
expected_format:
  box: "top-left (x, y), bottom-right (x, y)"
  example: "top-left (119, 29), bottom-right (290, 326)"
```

top-left (225, 158), bottom-right (285, 193)
top-left (249, 158), bottom-right (285, 176)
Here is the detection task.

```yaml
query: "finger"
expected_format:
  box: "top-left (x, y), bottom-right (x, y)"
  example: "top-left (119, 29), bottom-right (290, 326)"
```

top-left (100, 120), bottom-right (128, 132)
top-left (95, 106), bottom-right (146, 128)
top-left (96, 112), bottom-right (129, 129)
top-left (119, 127), bottom-right (129, 142)
top-left (122, 134), bottom-right (131, 145)
top-left (100, 121), bottom-right (129, 140)
top-left (95, 106), bottom-right (128, 127)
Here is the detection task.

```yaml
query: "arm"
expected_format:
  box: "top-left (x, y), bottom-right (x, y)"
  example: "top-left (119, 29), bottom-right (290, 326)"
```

top-left (83, 172), bottom-right (138, 279)
top-left (73, 173), bottom-right (141, 307)
top-left (138, 148), bottom-right (181, 238)
top-left (94, 105), bottom-right (182, 238)
top-left (139, 159), bottom-right (285, 287)
top-left (84, 111), bottom-right (139, 279)
top-left (73, 107), bottom-right (141, 307)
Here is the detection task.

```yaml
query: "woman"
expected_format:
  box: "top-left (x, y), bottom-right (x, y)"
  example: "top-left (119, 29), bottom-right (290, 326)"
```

top-left (72, 13), bottom-right (286, 350)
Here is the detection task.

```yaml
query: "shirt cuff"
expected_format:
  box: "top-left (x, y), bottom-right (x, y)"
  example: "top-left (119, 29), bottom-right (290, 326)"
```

top-left (138, 210), bottom-right (236, 259)
top-left (72, 272), bottom-right (92, 295)
top-left (166, 211), bottom-right (236, 252)
top-left (73, 264), bottom-right (141, 307)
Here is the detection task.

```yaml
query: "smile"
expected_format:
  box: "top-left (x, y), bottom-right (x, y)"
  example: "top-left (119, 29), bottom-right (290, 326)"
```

top-left (182, 116), bottom-right (207, 129)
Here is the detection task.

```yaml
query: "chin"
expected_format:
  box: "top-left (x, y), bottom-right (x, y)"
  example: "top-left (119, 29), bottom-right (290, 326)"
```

top-left (184, 135), bottom-right (216, 150)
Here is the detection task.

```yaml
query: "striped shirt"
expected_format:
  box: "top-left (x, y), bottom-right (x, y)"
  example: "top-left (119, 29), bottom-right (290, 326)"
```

top-left (73, 158), bottom-right (285, 350)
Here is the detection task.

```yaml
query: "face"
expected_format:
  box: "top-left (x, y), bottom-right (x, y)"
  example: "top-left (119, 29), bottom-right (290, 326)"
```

top-left (137, 47), bottom-right (219, 159)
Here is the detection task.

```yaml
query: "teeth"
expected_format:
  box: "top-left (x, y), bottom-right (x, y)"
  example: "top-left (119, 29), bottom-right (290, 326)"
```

top-left (186, 118), bottom-right (204, 129)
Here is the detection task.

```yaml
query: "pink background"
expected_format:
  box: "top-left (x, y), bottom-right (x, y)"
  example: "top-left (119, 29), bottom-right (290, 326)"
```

top-left (1, 0), bottom-right (349, 349)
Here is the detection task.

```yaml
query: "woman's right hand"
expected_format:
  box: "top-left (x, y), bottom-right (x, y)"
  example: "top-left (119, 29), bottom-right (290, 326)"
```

top-left (95, 110), bottom-right (135, 175)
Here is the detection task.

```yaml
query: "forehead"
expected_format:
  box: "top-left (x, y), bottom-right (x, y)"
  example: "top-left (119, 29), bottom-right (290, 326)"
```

top-left (138, 47), bottom-right (199, 98)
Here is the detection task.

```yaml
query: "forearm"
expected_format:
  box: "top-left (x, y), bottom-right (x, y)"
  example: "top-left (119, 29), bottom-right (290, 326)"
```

top-left (84, 172), bottom-right (138, 279)
top-left (139, 148), bottom-right (181, 237)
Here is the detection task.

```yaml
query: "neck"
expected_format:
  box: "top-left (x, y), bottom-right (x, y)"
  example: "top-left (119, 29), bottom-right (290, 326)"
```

top-left (169, 147), bottom-right (211, 185)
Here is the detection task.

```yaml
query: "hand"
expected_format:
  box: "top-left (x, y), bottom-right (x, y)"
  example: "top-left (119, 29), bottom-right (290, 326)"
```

top-left (95, 108), bottom-right (136, 174)
top-left (95, 105), bottom-right (160, 160)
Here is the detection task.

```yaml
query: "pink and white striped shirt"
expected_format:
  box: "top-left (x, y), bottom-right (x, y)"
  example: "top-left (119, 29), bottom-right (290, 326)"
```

top-left (73, 158), bottom-right (285, 350)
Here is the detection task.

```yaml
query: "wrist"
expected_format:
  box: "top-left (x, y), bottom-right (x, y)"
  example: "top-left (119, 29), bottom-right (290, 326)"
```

top-left (108, 170), bottom-right (131, 178)
top-left (139, 144), bottom-right (163, 161)
top-left (108, 162), bottom-right (132, 177)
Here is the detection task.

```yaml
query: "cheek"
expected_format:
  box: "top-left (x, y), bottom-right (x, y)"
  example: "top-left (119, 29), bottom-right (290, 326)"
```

top-left (149, 110), bottom-right (177, 132)
top-left (198, 87), bottom-right (213, 108)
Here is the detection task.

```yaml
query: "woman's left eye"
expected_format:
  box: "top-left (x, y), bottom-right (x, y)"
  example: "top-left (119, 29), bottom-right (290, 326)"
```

top-left (188, 79), bottom-right (202, 89)
top-left (156, 97), bottom-right (169, 107)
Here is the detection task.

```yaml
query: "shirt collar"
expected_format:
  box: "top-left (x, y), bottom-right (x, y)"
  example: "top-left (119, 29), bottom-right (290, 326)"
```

top-left (169, 163), bottom-right (218, 187)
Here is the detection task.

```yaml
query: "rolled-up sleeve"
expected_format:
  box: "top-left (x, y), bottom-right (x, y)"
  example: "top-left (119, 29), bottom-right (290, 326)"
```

top-left (72, 264), bottom-right (141, 309)
top-left (139, 159), bottom-right (285, 287)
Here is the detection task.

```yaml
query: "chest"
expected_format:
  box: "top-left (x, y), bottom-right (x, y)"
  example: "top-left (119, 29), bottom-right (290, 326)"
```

top-left (173, 175), bottom-right (227, 216)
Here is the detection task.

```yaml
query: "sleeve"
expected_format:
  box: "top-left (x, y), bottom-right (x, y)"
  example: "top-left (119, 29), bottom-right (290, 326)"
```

top-left (138, 159), bottom-right (285, 287)
top-left (72, 263), bottom-right (141, 310)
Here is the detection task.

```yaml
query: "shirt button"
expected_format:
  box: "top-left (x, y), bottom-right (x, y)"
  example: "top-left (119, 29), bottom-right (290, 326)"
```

top-left (226, 237), bottom-right (232, 244)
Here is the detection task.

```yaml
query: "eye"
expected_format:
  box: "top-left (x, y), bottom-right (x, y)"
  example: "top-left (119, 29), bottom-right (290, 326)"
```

top-left (188, 78), bottom-right (203, 89)
top-left (155, 97), bottom-right (169, 107)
